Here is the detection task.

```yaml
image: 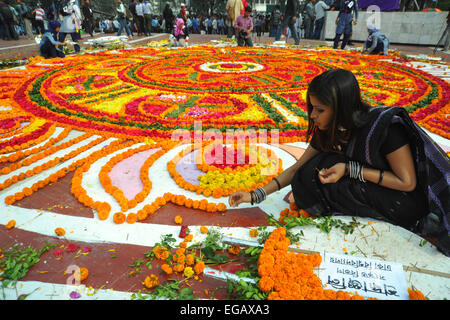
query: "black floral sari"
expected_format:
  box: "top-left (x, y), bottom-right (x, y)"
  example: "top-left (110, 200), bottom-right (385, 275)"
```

top-left (291, 106), bottom-right (450, 256)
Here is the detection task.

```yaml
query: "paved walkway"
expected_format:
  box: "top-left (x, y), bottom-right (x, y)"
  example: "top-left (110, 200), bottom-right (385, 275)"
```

top-left (0, 32), bottom-right (449, 62)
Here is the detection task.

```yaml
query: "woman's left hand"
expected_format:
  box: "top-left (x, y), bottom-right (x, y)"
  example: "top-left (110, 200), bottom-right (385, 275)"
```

top-left (317, 162), bottom-right (346, 184)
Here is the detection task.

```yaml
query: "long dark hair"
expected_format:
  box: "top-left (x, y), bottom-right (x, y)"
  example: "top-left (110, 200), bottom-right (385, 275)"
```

top-left (306, 68), bottom-right (370, 153)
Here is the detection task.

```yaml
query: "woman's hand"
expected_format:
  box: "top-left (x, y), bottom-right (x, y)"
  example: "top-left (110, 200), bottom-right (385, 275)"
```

top-left (228, 191), bottom-right (251, 208)
top-left (288, 192), bottom-right (295, 203)
top-left (317, 162), bottom-right (346, 184)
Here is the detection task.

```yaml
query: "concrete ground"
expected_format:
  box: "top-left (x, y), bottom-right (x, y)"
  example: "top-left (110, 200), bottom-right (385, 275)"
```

top-left (0, 31), bottom-right (449, 62)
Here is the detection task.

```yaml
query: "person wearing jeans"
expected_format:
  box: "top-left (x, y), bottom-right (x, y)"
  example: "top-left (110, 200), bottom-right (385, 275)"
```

top-left (313, 0), bottom-right (329, 39)
top-left (275, 0), bottom-right (299, 45)
top-left (333, 0), bottom-right (358, 50)
top-left (116, 0), bottom-right (131, 37)
top-left (234, 6), bottom-right (253, 47)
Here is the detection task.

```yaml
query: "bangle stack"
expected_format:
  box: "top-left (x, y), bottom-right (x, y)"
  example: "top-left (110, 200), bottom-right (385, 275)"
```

top-left (348, 161), bottom-right (366, 182)
top-left (250, 187), bottom-right (267, 205)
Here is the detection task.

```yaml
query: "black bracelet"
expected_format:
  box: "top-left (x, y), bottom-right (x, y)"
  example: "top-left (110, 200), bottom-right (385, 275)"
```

top-left (250, 191), bottom-right (255, 205)
top-left (273, 177), bottom-right (281, 191)
top-left (377, 169), bottom-right (384, 185)
top-left (345, 162), bottom-right (349, 176)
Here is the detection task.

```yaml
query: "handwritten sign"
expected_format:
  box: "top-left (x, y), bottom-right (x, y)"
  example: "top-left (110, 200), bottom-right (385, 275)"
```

top-left (318, 251), bottom-right (409, 300)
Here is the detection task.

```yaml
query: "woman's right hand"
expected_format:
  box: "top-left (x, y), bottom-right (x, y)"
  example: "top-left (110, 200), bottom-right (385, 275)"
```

top-left (228, 191), bottom-right (251, 208)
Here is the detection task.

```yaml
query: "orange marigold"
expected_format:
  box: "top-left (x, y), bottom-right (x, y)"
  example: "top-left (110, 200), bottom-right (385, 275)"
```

top-left (200, 226), bottom-right (208, 234)
top-left (113, 212), bottom-right (126, 224)
top-left (142, 274), bottom-right (159, 289)
top-left (249, 228), bottom-right (259, 238)
top-left (259, 276), bottom-right (274, 293)
top-left (55, 227), bottom-right (66, 236)
top-left (173, 263), bottom-right (185, 273)
top-left (179, 241), bottom-right (187, 248)
top-left (126, 213), bottom-right (137, 224)
top-left (408, 288), bottom-right (427, 300)
top-left (6, 220), bottom-right (16, 230)
top-left (174, 215), bottom-right (183, 224)
top-left (74, 267), bottom-right (89, 281)
top-left (161, 264), bottom-right (173, 275)
top-left (228, 245), bottom-right (241, 255)
top-left (217, 203), bottom-right (227, 212)
top-left (186, 254), bottom-right (195, 266)
top-left (184, 234), bottom-right (193, 242)
top-left (194, 261), bottom-right (205, 275)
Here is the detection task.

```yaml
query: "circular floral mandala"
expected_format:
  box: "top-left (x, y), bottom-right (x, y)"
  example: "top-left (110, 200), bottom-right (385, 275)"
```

top-left (5, 46), bottom-right (449, 141)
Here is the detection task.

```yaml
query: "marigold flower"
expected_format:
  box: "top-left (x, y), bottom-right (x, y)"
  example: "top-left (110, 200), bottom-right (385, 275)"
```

top-left (161, 264), bottom-right (173, 275)
top-left (249, 228), bottom-right (259, 238)
top-left (173, 263), bottom-right (185, 273)
top-left (174, 215), bottom-right (183, 224)
top-left (142, 274), bottom-right (159, 289)
top-left (259, 276), bottom-right (274, 292)
top-left (55, 227), bottom-right (66, 236)
top-left (185, 254), bottom-right (195, 266)
top-left (179, 241), bottom-right (187, 248)
top-left (200, 226), bottom-right (208, 234)
top-left (408, 288), bottom-right (426, 300)
top-left (126, 213), bottom-right (137, 224)
top-left (74, 267), bottom-right (88, 281)
top-left (227, 245), bottom-right (241, 255)
top-left (113, 212), bottom-right (126, 224)
top-left (183, 266), bottom-right (194, 278)
top-left (6, 220), bottom-right (16, 230)
top-left (184, 234), bottom-right (193, 242)
top-left (194, 261), bottom-right (205, 275)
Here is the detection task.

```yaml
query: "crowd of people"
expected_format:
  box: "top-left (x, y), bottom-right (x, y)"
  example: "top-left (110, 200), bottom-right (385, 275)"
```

top-left (0, 0), bottom-right (411, 57)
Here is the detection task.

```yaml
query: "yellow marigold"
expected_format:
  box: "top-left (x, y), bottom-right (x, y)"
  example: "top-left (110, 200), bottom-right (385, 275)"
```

top-left (183, 266), bottom-right (194, 278)
top-left (55, 227), bottom-right (66, 236)
top-left (143, 274), bottom-right (159, 289)
top-left (6, 220), bottom-right (16, 230)
top-left (174, 215), bottom-right (183, 224)
top-left (200, 226), bottom-right (208, 234)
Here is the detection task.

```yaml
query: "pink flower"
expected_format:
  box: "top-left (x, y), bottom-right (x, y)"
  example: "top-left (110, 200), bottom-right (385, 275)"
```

top-left (81, 247), bottom-right (92, 253)
top-left (66, 243), bottom-right (80, 253)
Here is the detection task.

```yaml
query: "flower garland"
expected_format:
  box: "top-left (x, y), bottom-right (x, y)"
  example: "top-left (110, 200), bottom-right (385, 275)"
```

top-left (99, 143), bottom-right (166, 212)
top-left (258, 227), bottom-right (428, 300)
top-left (4, 135), bottom-right (107, 205)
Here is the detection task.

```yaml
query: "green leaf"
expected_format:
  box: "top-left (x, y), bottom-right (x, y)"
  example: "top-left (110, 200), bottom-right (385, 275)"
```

top-left (202, 247), bottom-right (215, 259)
top-left (212, 254), bottom-right (229, 264)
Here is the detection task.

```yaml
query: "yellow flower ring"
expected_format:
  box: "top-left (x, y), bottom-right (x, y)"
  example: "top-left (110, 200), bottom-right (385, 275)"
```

top-left (168, 142), bottom-right (283, 198)
top-left (7, 46), bottom-right (449, 142)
